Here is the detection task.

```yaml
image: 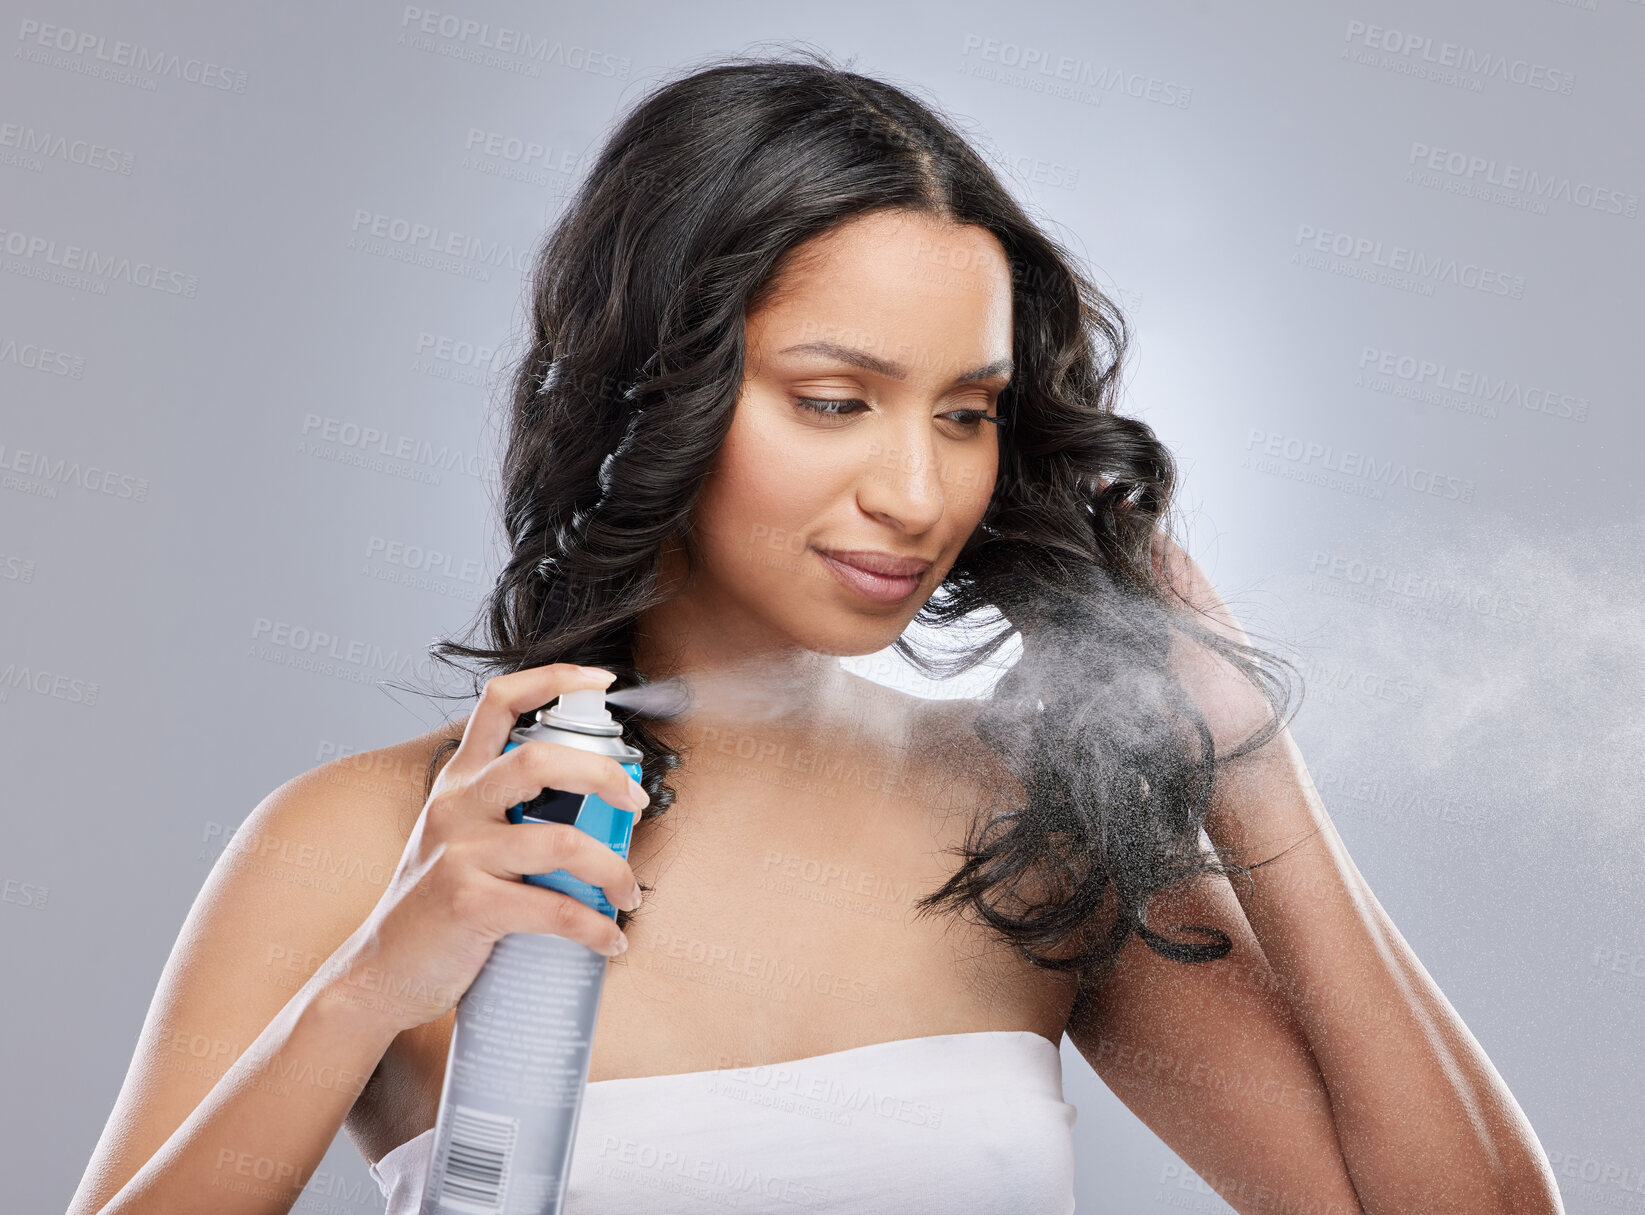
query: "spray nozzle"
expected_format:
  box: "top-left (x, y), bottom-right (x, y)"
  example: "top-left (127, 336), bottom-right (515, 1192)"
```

top-left (550, 687), bottom-right (613, 727)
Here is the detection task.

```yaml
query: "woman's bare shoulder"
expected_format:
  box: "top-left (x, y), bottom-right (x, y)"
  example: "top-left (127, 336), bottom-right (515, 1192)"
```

top-left (303, 718), bottom-right (470, 843)
top-left (61, 718), bottom-right (473, 1214)
top-left (197, 718), bottom-right (472, 933)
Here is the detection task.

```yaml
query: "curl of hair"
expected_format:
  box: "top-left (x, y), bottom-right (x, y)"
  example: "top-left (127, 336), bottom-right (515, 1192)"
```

top-left (413, 47), bottom-right (1303, 1013)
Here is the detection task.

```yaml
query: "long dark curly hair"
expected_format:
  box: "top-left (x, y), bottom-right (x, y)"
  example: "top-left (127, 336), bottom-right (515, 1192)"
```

top-left (414, 47), bottom-right (1304, 1016)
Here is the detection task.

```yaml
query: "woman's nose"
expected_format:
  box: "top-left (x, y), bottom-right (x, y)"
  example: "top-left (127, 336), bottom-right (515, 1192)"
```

top-left (855, 425), bottom-right (945, 534)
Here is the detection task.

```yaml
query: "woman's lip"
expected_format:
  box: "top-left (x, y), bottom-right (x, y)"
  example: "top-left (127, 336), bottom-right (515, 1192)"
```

top-left (814, 550), bottom-right (925, 605)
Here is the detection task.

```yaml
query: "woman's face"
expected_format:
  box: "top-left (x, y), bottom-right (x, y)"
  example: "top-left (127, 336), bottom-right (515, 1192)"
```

top-left (654, 208), bottom-right (1013, 665)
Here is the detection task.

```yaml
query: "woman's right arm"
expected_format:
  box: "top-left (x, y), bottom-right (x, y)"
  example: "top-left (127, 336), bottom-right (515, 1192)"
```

top-left (66, 665), bottom-right (649, 1215)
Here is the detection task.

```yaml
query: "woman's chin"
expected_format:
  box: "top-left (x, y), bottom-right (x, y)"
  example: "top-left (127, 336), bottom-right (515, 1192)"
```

top-left (783, 614), bottom-right (914, 659)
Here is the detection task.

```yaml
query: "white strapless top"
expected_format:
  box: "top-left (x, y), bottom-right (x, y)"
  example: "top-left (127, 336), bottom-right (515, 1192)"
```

top-left (368, 1029), bottom-right (1076, 1213)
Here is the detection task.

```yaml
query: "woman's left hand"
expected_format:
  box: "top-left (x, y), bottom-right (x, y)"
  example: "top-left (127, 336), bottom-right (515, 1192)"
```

top-left (1147, 528), bottom-right (1283, 761)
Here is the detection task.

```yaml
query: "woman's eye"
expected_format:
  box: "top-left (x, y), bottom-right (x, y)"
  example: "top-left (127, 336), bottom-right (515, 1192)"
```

top-left (941, 409), bottom-right (1004, 434)
top-left (792, 397), bottom-right (1002, 433)
top-left (794, 397), bottom-right (868, 419)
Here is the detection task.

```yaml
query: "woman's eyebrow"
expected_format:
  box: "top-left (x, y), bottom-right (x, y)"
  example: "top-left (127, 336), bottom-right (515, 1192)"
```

top-left (777, 340), bottom-right (1013, 385)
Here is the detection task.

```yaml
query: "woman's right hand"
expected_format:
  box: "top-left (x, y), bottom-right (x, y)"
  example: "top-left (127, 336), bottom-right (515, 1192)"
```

top-left (324, 663), bottom-right (649, 1035)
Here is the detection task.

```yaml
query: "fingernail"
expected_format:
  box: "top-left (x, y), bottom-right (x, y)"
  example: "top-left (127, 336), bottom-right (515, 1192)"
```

top-left (609, 930), bottom-right (629, 956)
top-left (626, 883), bottom-right (644, 910)
top-left (627, 777), bottom-right (649, 809)
top-left (579, 665), bottom-right (616, 682)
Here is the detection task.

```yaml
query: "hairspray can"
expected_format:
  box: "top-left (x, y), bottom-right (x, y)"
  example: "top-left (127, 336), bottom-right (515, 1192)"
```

top-left (420, 686), bottom-right (641, 1214)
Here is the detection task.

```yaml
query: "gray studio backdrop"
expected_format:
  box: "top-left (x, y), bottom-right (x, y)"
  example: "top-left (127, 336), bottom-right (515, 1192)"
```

top-left (3, 2), bottom-right (1641, 1212)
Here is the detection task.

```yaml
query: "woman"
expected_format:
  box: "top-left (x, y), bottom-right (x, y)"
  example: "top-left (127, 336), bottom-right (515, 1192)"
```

top-left (68, 50), bottom-right (1559, 1215)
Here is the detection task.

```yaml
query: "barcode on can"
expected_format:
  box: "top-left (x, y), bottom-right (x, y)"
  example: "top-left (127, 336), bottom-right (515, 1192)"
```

top-left (436, 1104), bottom-right (519, 1213)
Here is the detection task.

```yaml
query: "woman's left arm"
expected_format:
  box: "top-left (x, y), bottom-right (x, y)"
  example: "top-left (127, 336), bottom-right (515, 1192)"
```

top-left (1153, 532), bottom-right (1563, 1215)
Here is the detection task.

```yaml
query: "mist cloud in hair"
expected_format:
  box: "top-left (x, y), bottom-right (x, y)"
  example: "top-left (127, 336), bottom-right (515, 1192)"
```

top-left (613, 506), bottom-right (1645, 876)
top-left (604, 565), bottom-right (1287, 795)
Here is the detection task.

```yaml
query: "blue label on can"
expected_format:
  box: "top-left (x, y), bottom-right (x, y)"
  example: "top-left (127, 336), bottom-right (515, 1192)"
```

top-left (502, 740), bottom-right (639, 920)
